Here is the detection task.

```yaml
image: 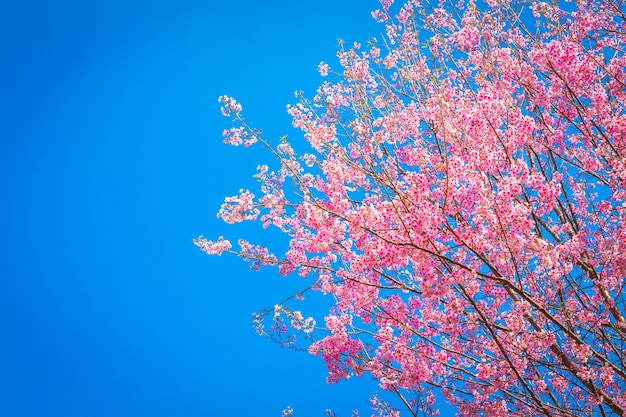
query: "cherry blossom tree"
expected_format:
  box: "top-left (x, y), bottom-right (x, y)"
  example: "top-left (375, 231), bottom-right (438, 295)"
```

top-left (197, 0), bottom-right (626, 415)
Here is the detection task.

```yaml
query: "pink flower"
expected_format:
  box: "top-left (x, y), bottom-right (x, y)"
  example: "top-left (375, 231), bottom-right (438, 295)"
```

top-left (317, 62), bottom-right (330, 76)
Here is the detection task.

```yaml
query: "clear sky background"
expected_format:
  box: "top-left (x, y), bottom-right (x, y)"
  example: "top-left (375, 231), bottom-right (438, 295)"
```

top-left (0, 1), bottom-right (422, 416)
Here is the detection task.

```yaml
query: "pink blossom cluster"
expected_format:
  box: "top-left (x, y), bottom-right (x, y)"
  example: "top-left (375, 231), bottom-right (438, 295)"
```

top-left (317, 62), bottom-right (330, 77)
top-left (289, 310), bottom-right (316, 334)
top-left (222, 126), bottom-right (257, 146)
top-left (217, 189), bottom-right (259, 224)
top-left (193, 236), bottom-right (231, 256)
top-left (217, 95), bottom-right (241, 117)
top-left (237, 239), bottom-right (278, 270)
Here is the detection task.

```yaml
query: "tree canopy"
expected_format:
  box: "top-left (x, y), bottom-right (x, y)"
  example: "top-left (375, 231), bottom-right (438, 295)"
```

top-left (198, 0), bottom-right (626, 415)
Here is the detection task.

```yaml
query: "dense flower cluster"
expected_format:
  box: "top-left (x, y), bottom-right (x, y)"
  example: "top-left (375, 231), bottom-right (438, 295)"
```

top-left (199, 0), bottom-right (626, 415)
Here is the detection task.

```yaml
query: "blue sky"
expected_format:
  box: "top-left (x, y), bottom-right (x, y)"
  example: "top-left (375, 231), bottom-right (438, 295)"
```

top-left (0, 1), bottom-right (412, 416)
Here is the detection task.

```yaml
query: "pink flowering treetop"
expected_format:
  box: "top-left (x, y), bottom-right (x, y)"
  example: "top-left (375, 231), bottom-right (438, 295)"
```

top-left (198, 0), bottom-right (626, 415)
